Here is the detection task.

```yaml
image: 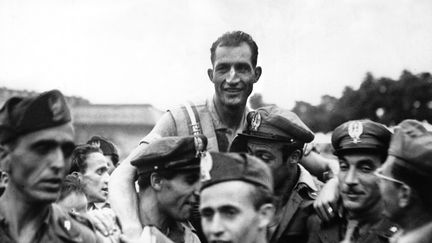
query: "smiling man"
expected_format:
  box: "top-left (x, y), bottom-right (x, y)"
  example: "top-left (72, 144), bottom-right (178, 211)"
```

top-left (109, 31), bottom-right (262, 239)
top-left (129, 135), bottom-right (207, 243)
top-left (0, 90), bottom-right (100, 243)
top-left (307, 120), bottom-right (397, 243)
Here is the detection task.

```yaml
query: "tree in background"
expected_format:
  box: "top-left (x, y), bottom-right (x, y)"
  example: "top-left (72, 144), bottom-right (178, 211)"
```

top-left (290, 70), bottom-right (432, 132)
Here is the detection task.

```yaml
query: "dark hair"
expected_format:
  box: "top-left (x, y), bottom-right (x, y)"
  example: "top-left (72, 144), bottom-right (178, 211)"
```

top-left (391, 162), bottom-right (432, 211)
top-left (210, 31), bottom-right (259, 68)
top-left (70, 144), bottom-right (102, 174)
top-left (248, 184), bottom-right (275, 210)
top-left (57, 173), bottom-right (86, 201)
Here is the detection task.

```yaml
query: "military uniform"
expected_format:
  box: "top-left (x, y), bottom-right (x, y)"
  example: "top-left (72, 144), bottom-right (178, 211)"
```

top-left (0, 204), bottom-right (100, 243)
top-left (0, 90), bottom-right (101, 243)
top-left (307, 214), bottom-right (397, 243)
top-left (268, 165), bottom-right (319, 243)
top-left (230, 106), bottom-right (319, 243)
top-left (307, 120), bottom-right (397, 243)
top-left (131, 136), bottom-right (205, 243)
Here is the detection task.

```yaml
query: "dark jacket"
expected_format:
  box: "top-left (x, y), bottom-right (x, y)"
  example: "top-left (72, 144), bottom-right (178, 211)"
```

top-left (306, 213), bottom-right (398, 243)
top-left (269, 165), bottom-right (320, 243)
top-left (0, 204), bottom-right (101, 243)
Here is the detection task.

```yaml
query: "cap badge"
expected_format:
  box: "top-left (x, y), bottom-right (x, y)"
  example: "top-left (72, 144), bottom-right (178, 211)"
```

top-left (348, 121), bottom-right (363, 144)
top-left (250, 112), bottom-right (262, 131)
top-left (48, 95), bottom-right (63, 122)
top-left (200, 151), bottom-right (213, 181)
top-left (194, 136), bottom-right (205, 157)
top-left (91, 140), bottom-right (101, 148)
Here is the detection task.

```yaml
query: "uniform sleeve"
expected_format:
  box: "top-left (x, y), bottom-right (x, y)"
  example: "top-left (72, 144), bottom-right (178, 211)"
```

top-left (140, 111), bottom-right (177, 144)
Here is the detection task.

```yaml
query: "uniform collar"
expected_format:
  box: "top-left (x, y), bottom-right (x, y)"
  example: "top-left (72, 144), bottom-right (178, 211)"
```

top-left (295, 164), bottom-right (319, 192)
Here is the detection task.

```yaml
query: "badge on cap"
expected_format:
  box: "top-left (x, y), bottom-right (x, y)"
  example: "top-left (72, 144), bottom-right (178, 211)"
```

top-left (250, 112), bottom-right (262, 131)
top-left (194, 136), bottom-right (205, 158)
top-left (91, 140), bottom-right (101, 148)
top-left (48, 95), bottom-right (64, 122)
top-left (200, 151), bottom-right (213, 181)
top-left (348, 121), bottom-right (363, 144)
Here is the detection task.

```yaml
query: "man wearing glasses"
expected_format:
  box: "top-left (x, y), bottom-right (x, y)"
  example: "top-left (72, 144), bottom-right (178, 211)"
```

top-left (376, 119), bottom-right (432, 243)
top-left (307, 120), bottom-right (398, 243)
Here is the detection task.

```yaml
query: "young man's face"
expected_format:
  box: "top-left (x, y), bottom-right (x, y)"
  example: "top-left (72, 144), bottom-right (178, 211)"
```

top-left (246, 139), bottom-right (295, 188)
top-left (6, 124), bottom-right (75, 203)
top-left (200, 181), bottom-right (264, 243)
top-left (82, 152), bottom-right (109, 204)
top-left (209, 42), bottom-right (261, 109)
top-left (157, 170), bottom-right (200, 220)
top-left (338, 152), bottom-right (383, 213)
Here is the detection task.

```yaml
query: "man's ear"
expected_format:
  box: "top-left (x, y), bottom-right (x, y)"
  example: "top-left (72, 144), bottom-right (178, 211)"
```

top-left (398, 184), bottom-right (412, 208)
top-left (207, 68), bottom-right (214, 83)
top-left (257, 203), bottom-right (275, 229)
top-left (150, 172), bottom-right (163, 191)
top-left (253, 66), bottom-right (262, 83)
top-left (288, 150), bottom-right (301, 164)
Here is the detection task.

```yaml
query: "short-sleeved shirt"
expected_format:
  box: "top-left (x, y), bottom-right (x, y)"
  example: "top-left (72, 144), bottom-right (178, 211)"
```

top-left (140, 96), bottom-right (248, 152)
top-left (0, 204), bottom-right (101, 243)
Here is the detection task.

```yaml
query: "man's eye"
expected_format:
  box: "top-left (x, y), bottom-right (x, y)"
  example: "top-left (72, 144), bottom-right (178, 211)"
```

top-left (221, 208), bottom-right (238, 218)
top-left (62, 142), bottom-right (75, 158)
top-left (257, 154), bottom-right (273, 164)
top-left (360, 165), bottom-right (374, 173)
top-left (236, 64), bottom-right (251, 73)
top-left (216, 65), bottom-right (230, 72)
top-left (200, 210), bottom-right (213, 219)
top-left (185, 174), bottom-right (199, 185)
top-left (339, 162), bottom-right (349, 171)
top-left (34, 144), bottom-right (55, 155)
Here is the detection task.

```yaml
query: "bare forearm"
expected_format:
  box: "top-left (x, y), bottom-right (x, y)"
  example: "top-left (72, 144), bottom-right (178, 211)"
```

top-left (109, 145), bottom-right (145, 237)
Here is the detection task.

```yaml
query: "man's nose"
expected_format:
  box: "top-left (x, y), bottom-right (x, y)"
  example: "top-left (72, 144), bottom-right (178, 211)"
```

top-left (226, 67), bottom-right (239, 84)
top-left (344, 167), bottom-right (359, 185)
top-left (50, 148), bottom-right (67, 173)
top-left (207, 214), bottom-right (224, 238)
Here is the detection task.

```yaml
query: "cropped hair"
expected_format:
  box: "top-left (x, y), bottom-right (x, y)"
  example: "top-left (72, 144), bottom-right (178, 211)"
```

top-left (57, 173), bottom-right (86, 202)
top-left (70, 144), bottom-right (102, 174)
top-left (210, 31), bottom-right (259, 68)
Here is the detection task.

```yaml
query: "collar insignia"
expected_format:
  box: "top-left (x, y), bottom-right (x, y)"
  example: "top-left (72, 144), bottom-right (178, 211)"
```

top-left (250, 112), bottom-right (262, 131)
top-left (348, 121), bottom-right (363, 144)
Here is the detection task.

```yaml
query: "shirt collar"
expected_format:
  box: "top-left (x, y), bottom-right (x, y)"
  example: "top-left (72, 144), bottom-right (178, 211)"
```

top-left (207, 96), bottom-right (249, 132)
top-left (295, 164), bottom-right (318, 192)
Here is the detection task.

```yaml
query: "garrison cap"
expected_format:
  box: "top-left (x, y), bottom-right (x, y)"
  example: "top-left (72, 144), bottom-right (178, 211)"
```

top-left (388, 119), bottom-right (432, 175)
top-left (131, 135), bottom-right (207, 175)
top-left (0, 90), bottom-right (72, 144)
top-left (87, 136), bottom-right (119, 162)
top-left (230, 106), bottom-right (314, 152)
top-left (332, 119), bottom-right (391, 155)
top-left (200, 152), bottom-right (273, 193)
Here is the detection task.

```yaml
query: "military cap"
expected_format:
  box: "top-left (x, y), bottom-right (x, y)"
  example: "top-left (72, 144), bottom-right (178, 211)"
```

top-left (131, 135), bottom-right (207, 175)
top-left (200, 152), bottom-right (273, 193)
top-left (230, 106), bottom-right (314, 152)
top-left (0, 90), bottom-right (71, 144)
top-left (388, 119), bottom-right (432, 175)
top-left (331, 119), bottom-right (391, 155)
top-left (87, 135), bottom-right (119, 159)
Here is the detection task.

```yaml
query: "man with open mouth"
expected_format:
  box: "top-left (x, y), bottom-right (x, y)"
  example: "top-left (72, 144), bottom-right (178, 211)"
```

top-left (0, 90), bottom-right (100, 243)
top-left (307, 120), bottom-right (398, 243)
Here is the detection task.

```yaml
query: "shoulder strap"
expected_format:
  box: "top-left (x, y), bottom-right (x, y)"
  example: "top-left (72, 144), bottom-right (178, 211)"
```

top-left (170, 101), bottom-right (219, 152)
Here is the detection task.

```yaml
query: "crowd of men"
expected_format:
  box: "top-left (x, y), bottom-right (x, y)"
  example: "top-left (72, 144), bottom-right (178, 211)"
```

top-left (0, 31), bottom-right (431, 243)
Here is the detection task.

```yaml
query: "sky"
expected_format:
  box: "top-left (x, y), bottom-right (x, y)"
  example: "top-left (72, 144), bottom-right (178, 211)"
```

top-left (1, 0), bottom-right (431, 110)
